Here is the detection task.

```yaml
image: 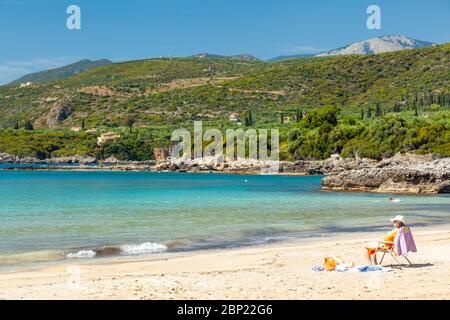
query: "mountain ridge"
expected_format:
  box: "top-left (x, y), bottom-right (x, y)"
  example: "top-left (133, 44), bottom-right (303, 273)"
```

top-left (191, 53), bottom-right (260, 61)
top-left (316, 35), bottom-right (434, 57)
top-left (9, 59), bottom-right (113, 85)
top-left (5, 35), bottom-right (438, 83)
top-left (270, 35), bottom-right (435, 61)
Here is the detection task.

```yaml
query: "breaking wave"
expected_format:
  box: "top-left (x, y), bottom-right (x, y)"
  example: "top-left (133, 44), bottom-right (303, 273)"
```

top-left (66, 242), bottom-right (167, 259)
top-left (67, 249), bottom-right (97, 259)
top-left (121, 242), bottom-right (167, 255)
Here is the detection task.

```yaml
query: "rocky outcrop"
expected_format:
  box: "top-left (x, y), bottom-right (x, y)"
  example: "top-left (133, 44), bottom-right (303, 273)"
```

top-left (152, 157), bottom-right (259, 174)
top-left (149, 154), bottom-right (379, 175)
top-left (280, 154), bottom-right (377, 175)
top-left (0, 153), bottom-right (97, 164)
top-left (321, 157), bottom-right (450, 194)
top-left (46, 102), bottom-right (74, 128)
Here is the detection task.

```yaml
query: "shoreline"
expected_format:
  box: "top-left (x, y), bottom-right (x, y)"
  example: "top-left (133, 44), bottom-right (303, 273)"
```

top-left (2, 220), bottom-right (449, 272)
top-left (1, 224), bottom-right (450, 299)
top-left (2, 153), bottom-right (449, 195)
top-left (0, 165), bottom-right (312, 177)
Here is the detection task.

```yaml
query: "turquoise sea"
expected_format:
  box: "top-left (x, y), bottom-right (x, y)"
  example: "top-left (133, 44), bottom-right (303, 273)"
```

top-left (0, 169), bottom-right (449, 268)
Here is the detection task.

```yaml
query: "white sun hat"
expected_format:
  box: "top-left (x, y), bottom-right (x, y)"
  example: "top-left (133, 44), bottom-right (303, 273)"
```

top-left (390, 215), bottom-right (405, 224)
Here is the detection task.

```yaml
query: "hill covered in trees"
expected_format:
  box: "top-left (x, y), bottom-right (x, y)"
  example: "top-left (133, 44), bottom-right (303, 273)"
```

top-left (0, 44), bottom-right (449, 161)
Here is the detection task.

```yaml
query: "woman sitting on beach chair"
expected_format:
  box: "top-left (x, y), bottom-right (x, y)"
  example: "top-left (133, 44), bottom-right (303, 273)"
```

top-left (364, 215), bottom-right (405, 265)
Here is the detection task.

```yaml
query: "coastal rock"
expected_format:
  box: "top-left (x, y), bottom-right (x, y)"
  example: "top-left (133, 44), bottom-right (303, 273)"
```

top-left (47, 156), bottom-right (97, 164)
top-left (280, 155), bottom-right (376, 175)
top-left (147, 155), bottom-right (378, 175)
top-left (0, 153), bottom-right (97, 164)
top-left (321, 157), bottom-right (450, 194)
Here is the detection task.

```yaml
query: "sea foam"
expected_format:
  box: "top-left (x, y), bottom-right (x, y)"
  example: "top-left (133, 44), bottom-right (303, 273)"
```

top-left (67, 249), bottom-right (97, 259)
top-left (121, 242), bottom-right (167, 255)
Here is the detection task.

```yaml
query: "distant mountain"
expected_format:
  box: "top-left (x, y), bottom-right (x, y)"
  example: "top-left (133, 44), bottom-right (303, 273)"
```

top-left (9, 59), bottom-right (113, 85)
top-left (268, 35), bottom-right (435, 61)
top-left (268, 53), bottom-right (315, 62)
top-left (192, 53), bottom-right (259, 61)
top-left (316, 35), bottom-right (434, 57)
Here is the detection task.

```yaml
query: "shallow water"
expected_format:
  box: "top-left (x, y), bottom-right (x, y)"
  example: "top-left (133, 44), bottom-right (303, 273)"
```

top-left (0, 170), bottom-right (449, 267)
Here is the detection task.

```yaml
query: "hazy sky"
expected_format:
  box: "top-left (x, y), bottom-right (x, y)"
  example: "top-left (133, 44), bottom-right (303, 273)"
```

top-left (0, 0), bottom-right (449, 84)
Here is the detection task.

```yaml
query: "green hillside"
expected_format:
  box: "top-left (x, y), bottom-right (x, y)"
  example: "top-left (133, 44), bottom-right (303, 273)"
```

top-left (0, 44), bottom-right (449, 161)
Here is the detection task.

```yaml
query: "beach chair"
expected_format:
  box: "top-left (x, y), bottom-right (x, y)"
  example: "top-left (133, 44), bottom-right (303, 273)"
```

top-left (377, 227), bottom-right (417, 267)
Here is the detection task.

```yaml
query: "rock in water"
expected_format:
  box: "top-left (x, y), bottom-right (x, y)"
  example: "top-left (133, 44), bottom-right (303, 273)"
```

top-left (321, 158), bottom-right (450, 194)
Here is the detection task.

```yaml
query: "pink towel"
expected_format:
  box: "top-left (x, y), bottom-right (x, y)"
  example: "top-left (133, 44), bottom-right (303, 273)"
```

top-left (395, 227), bottom-right (417, 256)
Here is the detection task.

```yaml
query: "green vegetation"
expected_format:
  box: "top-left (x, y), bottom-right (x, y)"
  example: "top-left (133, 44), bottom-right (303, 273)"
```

top-left (0, 44), bottom-right (449, 161)
top-left (0, 129), bottom-right (154, 161)
top-left (288, 107), bottom-right (450, 160)
top-left (0, 130), bottom-right (98, 159)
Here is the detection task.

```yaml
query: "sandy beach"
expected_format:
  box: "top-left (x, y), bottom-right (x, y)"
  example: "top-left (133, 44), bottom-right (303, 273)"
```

top-left (1, 225), bottom-right (449, 300)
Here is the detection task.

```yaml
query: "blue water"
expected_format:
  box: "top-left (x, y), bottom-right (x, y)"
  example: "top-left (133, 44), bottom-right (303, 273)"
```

top-left (0, 170), bottom-right (449, 266)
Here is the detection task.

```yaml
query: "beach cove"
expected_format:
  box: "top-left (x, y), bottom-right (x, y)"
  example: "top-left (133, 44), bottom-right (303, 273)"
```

top-left (0, 170), bottom-right (449, 299)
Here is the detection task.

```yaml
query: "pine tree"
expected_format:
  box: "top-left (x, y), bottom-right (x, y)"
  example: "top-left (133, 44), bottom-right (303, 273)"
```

top-left (248, 110), bottom-right (253, 126)
top-left (361, 108), bottom-right (364, 120)
top-left (81, 118), bottom-right (85, 130)
top-left (280, 113), bottom-right (284, 125)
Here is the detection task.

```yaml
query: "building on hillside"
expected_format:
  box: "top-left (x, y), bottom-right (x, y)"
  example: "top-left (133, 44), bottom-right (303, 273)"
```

top-left (228, 112), bottom-right (241, 122)
top-left (97, 132), bottom-right (121, 145)
top-left (20, 82), bottom-right (32, 88)
top-left (153, 146), bottom-right (174, 162)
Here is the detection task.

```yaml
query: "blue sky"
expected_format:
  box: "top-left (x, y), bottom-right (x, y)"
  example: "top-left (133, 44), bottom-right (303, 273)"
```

top-left (0, 0), bottom-right (449, 84)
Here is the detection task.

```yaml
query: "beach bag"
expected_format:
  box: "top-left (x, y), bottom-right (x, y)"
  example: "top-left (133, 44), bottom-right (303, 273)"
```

top-left (324, 257), bottom-right (337, 271)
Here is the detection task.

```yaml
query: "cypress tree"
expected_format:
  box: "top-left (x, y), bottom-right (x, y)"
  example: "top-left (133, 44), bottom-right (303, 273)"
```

top-left (375, 103), bottom-right (382, 117)
top-left (248, 110), bottom-right (253, 126)
top-left (125, 116), bottom-right (135, 133)
top-left (24, 121), bottom-right (34, 130)
top-left (244, 115), bottom-right (250, 127)
top-left (296, 109), bottom-right (303, 122)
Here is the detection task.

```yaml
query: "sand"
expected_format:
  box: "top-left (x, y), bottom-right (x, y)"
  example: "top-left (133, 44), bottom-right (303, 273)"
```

top-left (1, 226), bottom-right (450, 300)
